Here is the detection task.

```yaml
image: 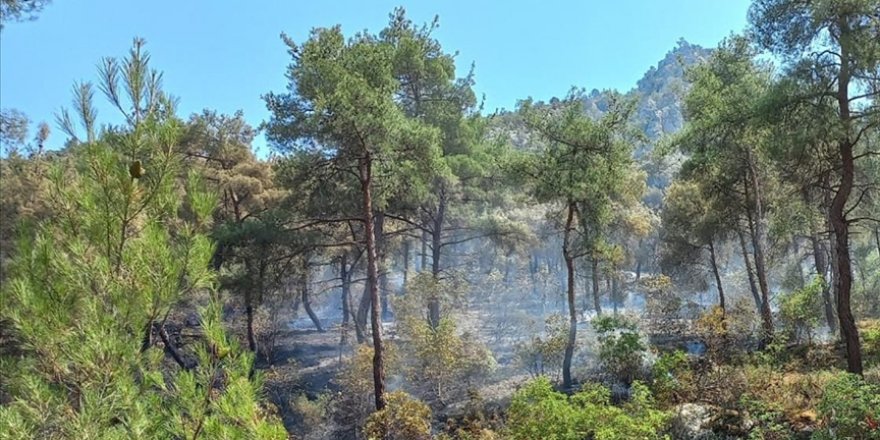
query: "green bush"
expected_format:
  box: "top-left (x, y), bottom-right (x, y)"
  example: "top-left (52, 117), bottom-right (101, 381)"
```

top-left (812, 372), bottom-right (880, 440)
top-left (861, 320), bottom-right (880, 365)
top-left (515, 313), bottom-right (568, 380)
top-left (592, 315), bottom-right (646, 384)
top-left (505, 376), bottom-right (671, 440)
top-left (651, 350), bottom-right (692, 405)
top-left (778, 276), bottom-right (824, 345)
top-left (364, 391), bottom-right (432, 440)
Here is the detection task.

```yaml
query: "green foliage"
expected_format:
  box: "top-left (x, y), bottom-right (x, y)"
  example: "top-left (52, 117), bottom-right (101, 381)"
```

top-left (651, 350), bottom-right (692, 405)
top-left (694, 302), bottom-right (760, 363)
top-left (398, 315), bottom-right (496, 404)
top-left (0, 40), bottom-right (284, 439)
top-left (505, 376), bottom-right (671, 440)
top-left (862, 320), bottom-right (880, 365)
top-left (812, 372), bottom-right (880, 440)
top-left (592, 315), bottom-right (647, 384)
top-left (515, 314), bottom-right (569, 380)
top-left (331, 344), bottom-right (400, 437)
top-left (364, 391), bottom-right (432, 440)
top-left (778, 276), bottom-right (825, 344)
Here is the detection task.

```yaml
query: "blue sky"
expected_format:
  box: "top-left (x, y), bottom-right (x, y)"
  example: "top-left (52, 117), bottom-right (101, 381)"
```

top-left (1, 0), bottom-right (751, 152)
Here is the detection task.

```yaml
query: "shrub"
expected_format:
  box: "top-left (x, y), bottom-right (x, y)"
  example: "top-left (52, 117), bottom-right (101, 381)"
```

top-left (778, 277), bottom-right (824, 345)
top-left (398, 317), bottom-right (496, 405)
top-left (332, 344), bottom-right (400, 437)
top-left (812, 372), bottom-right (880, 439)
top-left (694, 301), bottom-right (759, 362)
top-left (860, 320), bottom-right (880, 365)
top-left (592, 315), bottom-right (646, 384)
top-left (505, 376), bottom-right (671, 440)
top-left (364, 391), bottom-right (432, 440)
top-left (514, 313), bottom-right (568, 380)
top-left (651, 350), bottom-right (693, 406)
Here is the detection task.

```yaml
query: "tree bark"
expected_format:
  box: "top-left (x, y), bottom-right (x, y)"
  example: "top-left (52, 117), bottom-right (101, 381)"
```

top-left (420, 229), bottom-right (428, 272)
top-left (360, 154), bottom-right (386, 409)
top-left (300, 258), bottom-right (324, 333)
top-left (402, 239), bottom-right (410, 295)
top-left (562, 202), bottom-right (577, 390)
top-left (875, 227), bottom-right (880, 259)
top-left (708, 239), bottom-right (725, 313)
top-left (829, 37), bottom-right (862, 375)
top-left (809, 219), bottom-right (837, 333)
top-left (340, 254), bottom-right (355, 354)
top-left (356, 280), bottom-right (370, 343)
top-left (591, 258), bottom-right (602, 315)
top-left (744, 171), bottom-right (774, 344)
top-left (427, 185), bottom-right (446, 328)
top-left (376, 212), bottom-right (391, 321)
top-left (341, 255), bottom-right (351, 327)
top-left (246, 302), bottom-right (257, 352)
top-left (738, 229), bottom-right (762, 313)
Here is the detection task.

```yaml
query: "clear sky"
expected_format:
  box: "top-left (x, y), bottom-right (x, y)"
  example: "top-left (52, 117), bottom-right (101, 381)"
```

top-left (0, 0), bottom-right (751, 152)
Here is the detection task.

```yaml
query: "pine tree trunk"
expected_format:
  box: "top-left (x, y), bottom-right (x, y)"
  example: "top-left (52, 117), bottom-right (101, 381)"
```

top-left (428, 186), bottom-right (446, 329)
top-left (301, 258), bottom-right (324, 333)
top-left (830, 41), bottom-right (862, 374)
top-left (376, 212), bottom-right (390, 321)
top-left (246, 303), bottom-right (257, 352)
top-left (592, 258), bottom-right (602, 315)
top-left (810, 222), bottom-right (837, 334)
top-left (708, 239), bottom-right (725, 313)
top-left (562, 202), bottom-right (577, 390)
top-left (341, 255), bottom-right (351, 327)
top-left (420, 230), bottom-right (428, 272)
top-left (744, 172), bottom-right (774, 344)
top-left (738, 230), bottom-right (762, 313)
top-left (361, 154), bottom-right (386, 409)
top-left (402, 239), bottom-right (410, 295)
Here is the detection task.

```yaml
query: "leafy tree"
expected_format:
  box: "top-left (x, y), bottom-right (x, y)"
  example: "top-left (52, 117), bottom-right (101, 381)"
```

top-left (517, 90), bottom-right (637, 389)
top-left (180, 110), bottom-right (289, 353)
top-left (749, 0), bottom-right (880, 374)
top-left (675, 36), bottom-right (777, 343)
top-left (0, 53), bottom-right (284, 440)
top-left (660, 179), bottom-right (732, 312)
top-left (0, 0), bottom-right (52, 28)
top-left (380, 8), bottom-right (515, 328)
top-left (263, 24), bottom-right (440, 409)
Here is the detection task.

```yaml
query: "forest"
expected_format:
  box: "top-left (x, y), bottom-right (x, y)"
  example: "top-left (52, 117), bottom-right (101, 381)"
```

top-left (0, 0), bottom-right (879, 439)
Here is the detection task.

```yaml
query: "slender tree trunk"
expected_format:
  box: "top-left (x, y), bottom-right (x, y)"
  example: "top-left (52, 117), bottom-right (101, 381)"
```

top-left (243, 259), bottom-right (258, 352)
top-left (420, 229), bottom-right (428, 272)
top-left (341, 255), bottom-right (351, 342)
top-left (612, 273), bottom-right (619, 315)
top-left (246, 301), bottom-right (257, 352)
top-left (830, 41), bottom-right (862, 375)
top-left (874, 227), bottom-right (880, 259)
top-left (301, 258), bottom-right (324, 333)
top-left (592, 258), bottom-right (602, 315)
top-left (356, 280), bottom-right (370, 343)
top-left (428, 186), bottom-right (446, 329)
top-left (375, 212), bottom-right (391, 321)
top-left (809, 219), bottom-right (837, 333)
top-left (341, 255), bottom-right (350, 327)
top-left (635, 238), bottom-right (643, 281)
top-left (360, 155), bottom-right (386, 409)
top-left (738, 229), bottom-right (762, 313)
top-left (402, 239), bottom-right (410, 295)
top-left (708, 239), bottom-right (725, 313)
top-left (744, 172), bottom-right (774, 344)
top-left (562, 202), bottom-right (577, 389)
